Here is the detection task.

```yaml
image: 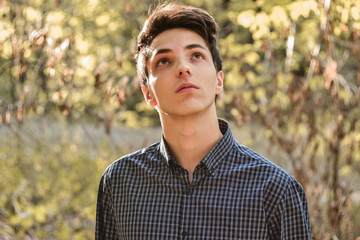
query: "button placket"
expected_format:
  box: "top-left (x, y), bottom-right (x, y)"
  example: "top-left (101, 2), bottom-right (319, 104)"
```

top-left (180, 180), bottom-right (193, 239)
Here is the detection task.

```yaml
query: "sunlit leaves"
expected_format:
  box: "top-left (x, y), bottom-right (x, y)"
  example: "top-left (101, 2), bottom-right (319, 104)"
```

top-left (237, 10), bottom-right (271, 39)
top-left (244, 51), bottom-right (260, 66)
top-left (95, 14), bottom-right (111, 27)
top-left (0, 0), bottom-right (152, 128)
top-left (270, 6), bottom-right (290, 29)
top-left (0, 15), bottom-right (14, 43)
top-left (237, 10), bottom-right (256, 28)
top-left (46, 10), bottom-right (66, 24)
top-left (287, 0), bottom-right (318, 21)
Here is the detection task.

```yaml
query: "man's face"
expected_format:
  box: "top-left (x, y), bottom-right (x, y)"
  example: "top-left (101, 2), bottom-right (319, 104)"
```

top-left (141, 28), bottom-right (223, 118)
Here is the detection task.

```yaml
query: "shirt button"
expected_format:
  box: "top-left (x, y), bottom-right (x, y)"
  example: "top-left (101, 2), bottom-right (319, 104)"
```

top-left (185, 188), bottom-right (192, 195)
top-left (181, 231), bottom-right (188, 238)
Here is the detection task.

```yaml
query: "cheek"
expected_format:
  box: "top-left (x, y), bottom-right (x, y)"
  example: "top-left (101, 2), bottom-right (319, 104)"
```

top-left (150, 71), bottom-right (172, 89)
top-left (148, 75), bottom-right (159, 91)
top-left (149, 78), bottom-right (166, 100)
top-left (205, 71), bottom-right (218, 88)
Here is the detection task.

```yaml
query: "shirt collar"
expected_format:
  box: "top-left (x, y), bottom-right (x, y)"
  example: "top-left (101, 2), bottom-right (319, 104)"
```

top-left (159, 119), bottom-right (234, 174)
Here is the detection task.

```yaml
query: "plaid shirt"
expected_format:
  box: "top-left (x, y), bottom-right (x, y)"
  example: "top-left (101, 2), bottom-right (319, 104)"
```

top-left (96, 119), bottom-right (311, 239)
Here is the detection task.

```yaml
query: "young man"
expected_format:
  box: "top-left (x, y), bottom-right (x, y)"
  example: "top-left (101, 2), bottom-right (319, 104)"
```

top-left (96, 4), bottom-right (311, 239)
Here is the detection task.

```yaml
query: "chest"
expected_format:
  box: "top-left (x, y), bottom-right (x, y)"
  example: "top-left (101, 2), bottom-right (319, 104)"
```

top-left (111, 168), bottom-right (269, 239)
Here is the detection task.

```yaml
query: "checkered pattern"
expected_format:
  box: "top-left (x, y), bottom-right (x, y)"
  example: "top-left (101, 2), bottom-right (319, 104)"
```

top-left (96, 119), bottom-right (311, 239)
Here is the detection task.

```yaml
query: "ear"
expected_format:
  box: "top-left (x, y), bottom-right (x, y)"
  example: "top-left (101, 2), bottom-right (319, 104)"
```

top-left (215, 71), bottom-right (224, 95)
top-left (141, 85), bottom-right (157, 107)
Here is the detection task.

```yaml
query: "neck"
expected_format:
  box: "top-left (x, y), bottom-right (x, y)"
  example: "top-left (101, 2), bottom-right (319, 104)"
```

top-left (160, 105), bottom-right (222, 182)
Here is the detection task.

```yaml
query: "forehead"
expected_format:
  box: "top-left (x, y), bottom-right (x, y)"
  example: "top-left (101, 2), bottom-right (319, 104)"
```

top-left (149, 28), bottom-right (209, 53)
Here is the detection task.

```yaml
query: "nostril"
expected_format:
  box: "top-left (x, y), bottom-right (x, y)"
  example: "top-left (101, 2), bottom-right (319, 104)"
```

top-left (177, 69), bottom-right (191, 78)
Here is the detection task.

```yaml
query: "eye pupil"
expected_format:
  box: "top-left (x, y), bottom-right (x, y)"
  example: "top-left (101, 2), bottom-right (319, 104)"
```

top-left (194, 53), bottom-right (203, 59)
top-left (158, 59), bottom-right (168, 66)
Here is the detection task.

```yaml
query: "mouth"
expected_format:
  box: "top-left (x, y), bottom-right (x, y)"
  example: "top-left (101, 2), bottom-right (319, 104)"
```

top-left (175, 82), bottom-right (199, 93)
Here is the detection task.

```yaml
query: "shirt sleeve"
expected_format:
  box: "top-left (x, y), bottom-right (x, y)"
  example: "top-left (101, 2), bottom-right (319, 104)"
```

top-left (267, 178), bottom-right (312, 240)
top-left (95, 174), bottom-right (119, 240)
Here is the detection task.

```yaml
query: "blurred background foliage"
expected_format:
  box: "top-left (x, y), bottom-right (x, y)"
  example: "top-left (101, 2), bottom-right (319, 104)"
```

top-left (1, 0), bottom-right (360, 239)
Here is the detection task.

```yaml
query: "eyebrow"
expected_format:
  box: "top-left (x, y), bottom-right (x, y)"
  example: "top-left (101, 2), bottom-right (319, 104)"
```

top-left (153, 43), bottom-right (208, 57)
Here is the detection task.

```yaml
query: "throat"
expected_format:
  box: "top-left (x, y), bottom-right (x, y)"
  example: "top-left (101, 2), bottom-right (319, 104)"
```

top-left (166, 127), bottom-right (223, 182)
top-left (161, 113), bottom-right (222, 183)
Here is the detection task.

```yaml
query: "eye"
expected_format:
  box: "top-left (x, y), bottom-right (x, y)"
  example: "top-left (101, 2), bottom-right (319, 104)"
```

top-left (157, 58), bottom-right (170, 66)
top-left (192, 53), bottom-right (204, 60)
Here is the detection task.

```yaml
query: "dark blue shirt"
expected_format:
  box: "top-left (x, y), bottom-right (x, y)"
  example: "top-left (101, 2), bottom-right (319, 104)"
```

top-left (96, 119), bottom-right (311, 239)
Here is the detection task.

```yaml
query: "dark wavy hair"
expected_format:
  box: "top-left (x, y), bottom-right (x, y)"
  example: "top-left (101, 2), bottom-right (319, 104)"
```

top-left (136, 3), bottom-right (222, 86)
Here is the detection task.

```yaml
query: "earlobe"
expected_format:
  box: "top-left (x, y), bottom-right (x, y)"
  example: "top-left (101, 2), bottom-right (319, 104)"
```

top-left (216, 71), bottom-right (224, 94)
top-left (141, 85), bottom-right (157, 107)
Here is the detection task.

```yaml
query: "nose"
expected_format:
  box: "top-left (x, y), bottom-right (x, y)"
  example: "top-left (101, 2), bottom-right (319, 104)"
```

top-left (176, 58), bottom-right (192, 78)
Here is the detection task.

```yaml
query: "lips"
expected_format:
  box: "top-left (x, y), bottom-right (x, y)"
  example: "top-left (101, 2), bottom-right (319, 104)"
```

top-left (175, 82), bottom-right (199, 93)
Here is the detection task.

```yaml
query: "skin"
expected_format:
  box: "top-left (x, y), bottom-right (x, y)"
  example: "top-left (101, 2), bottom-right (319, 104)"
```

top-left (141, 28), bottom-right (224, 182)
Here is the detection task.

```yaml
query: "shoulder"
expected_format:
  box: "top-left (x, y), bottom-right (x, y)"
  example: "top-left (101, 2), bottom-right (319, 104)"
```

top-left (231, 141), bottom-right (306, 207)
top-left (230, 141), bottom-right (303, 194)
top-left (102, 142), bottom-right (161, 180)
